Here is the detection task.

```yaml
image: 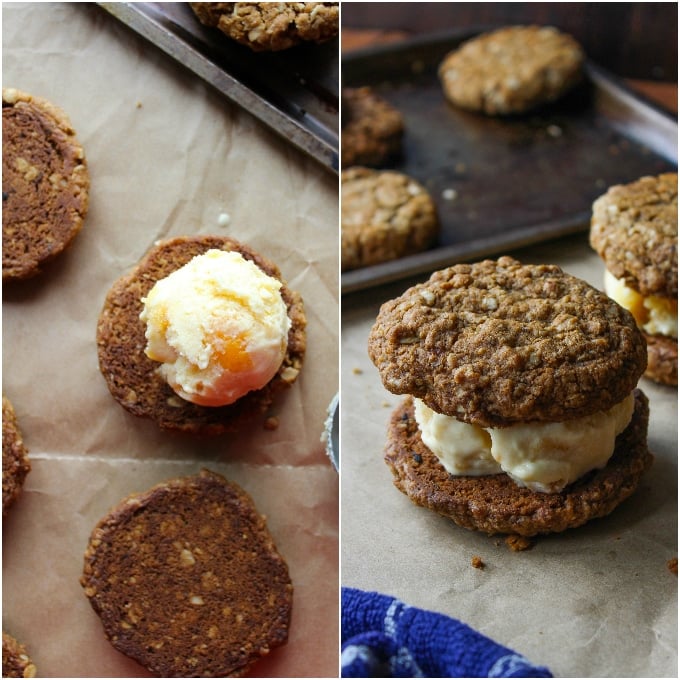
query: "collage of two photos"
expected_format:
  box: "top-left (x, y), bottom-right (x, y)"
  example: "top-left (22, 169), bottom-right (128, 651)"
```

top-left (2, 2), bottom-right (677, 678)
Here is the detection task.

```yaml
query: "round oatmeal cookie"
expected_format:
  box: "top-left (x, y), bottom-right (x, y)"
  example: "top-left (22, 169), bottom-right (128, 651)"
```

top-left (80, 469), bottom-right (292, 678)
top-left (341, 167), bottom-right (439, 271)
top-left (590, 173), bottom-right (677, 385)
top-left (439, 25), bottom-right (584, 115)
top-left (385, 391), bottom-right (652, 537)
top-left (590, 173), bottom-right (677, 298)
top-left (2, 88), bottom-right (89, 281)
top-left (2, 632), bottom-right (36, 678)
top-left (190, 2), bottom-right (338, 52)
top-left (96, 235), bottom-right (306, 434)
top-left (368, 257), bottom-right (647, 428)
top-left (341, 87), bottom-right (404, 168)
top-left (2, 396), bottom-right (31, 516)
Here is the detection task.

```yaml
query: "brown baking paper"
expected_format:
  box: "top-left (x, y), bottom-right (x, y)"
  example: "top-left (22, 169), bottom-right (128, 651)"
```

top-left (2, 4), bottom-right (338, 677)
top-left (341, 235), bottom-right (677, 678)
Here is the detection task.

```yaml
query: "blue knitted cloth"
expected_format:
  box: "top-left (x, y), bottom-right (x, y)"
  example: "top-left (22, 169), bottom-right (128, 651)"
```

top-left (341, 588), bottom-right (553, 678)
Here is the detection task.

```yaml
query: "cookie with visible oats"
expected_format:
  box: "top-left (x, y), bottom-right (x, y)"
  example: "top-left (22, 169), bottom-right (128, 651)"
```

top-left (2, 632), bottom-right (36, 678)
top-left (384, 391), bottom-right (652, 537)
top-left (80, 469), bottom-right (292, 678)
top-left (2, 396), bottom-right (31, 516)
top-left (368, 257), bottom-right (647, 427)
top-left (590, 173), bottom-right (677, 385)
top-left (341, 87), bottom-right (404, 168)
top-left (190, 2), bottom-right (338, 52)
top-left (439, 25), bottom-right (584, 115)
top-left (96, 236), bottom-right (306, 434)
top-left (341, 167), bottom-right (439, 271)
top-left (2, 88), bottom-right (89, 281)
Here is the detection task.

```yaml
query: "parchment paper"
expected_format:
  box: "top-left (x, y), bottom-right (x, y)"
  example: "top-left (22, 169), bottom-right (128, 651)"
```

top-left (2, 3), bottom-right (338, 677)
top-left (341, 233), bottom-right (677, 678)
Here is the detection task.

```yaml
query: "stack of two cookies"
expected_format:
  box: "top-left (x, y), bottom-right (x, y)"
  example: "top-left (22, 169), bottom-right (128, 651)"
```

top-left (369, 256), bottom-right (653, 543)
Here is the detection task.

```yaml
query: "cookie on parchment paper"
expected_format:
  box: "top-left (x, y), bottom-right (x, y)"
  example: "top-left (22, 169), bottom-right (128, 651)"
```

top-left (439, 25), bottom-right (584, 115)
top-left (2, 632), bottom-right (36, 678)
top-left (590, 172), bottom-right (677, 385)
top-left (80, 469), bottom-right (293, 678)
top-left (2, 396), bottom-right (31, 516)
top-left (369, 257), bottom-right (651, 539)
top-left (341, 167), bottom-right (439, 272)
top-left (190, 2), bottom-right (339, 52)
top-left (341, 86), bottom-right (404, 168)
top-left (96, 236), bottom-right (306, 434)
top-left (2, 88), bottom-right (89, 281)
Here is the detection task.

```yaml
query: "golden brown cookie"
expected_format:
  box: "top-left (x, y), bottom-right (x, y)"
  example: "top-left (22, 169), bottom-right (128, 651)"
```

top-left (341, 167), bottom-right (439, 271)
top-left (590, 173), bottom-right (677, 385)
top-left (2, 632), bottom-right (36, 678)
top-left (80, 469), bottom-right (293, 678)
top-left (369, 257), bottom-right (647, 427)
top-left (439, 26), bottom-right (584, 115)
top-left (2, 88), bottom-right (89, 281)
top-left (2, 396), bottom-right (31, 516)
top-left (190, 2), bottom-right (339, 52)
top-left (96, 236), bottom-right (306, 434)
top-left (384, 391), bottom-right (652, 537)
top-left (341, 87), bottom-right (404, 168)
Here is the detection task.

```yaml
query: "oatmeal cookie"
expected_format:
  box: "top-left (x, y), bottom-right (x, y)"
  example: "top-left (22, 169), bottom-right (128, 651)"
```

top-left (2, 632), bottom-right (36, 678)
top-left (369, 257), bottom-right (647, 427)
top-left (341, 167), bottom-right (439, 271)
top-left (2, 396), bottom-right (30, 516)
top-left (590, 173), bottom-right (677, 385)
top-left (439, 25), bottom-right (584, 115)
top-left (341, 86), bottom-right (404, 168)
top-left (384, 392), bottom-right (651, 537)
top-left (81, 469), bottom-right (292, 678)
top-left (2, 88), bottom-right (89, 280)
top-left (96, 236), bottom-right (306, 434)
top-left (190, 2), bottom-right (338, 52)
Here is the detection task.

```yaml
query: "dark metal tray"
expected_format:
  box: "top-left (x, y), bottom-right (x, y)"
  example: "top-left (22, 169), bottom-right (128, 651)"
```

top-left (342, 30), bottom-right (677, 293)
top-left (99, 2), bottom-right (339, 172)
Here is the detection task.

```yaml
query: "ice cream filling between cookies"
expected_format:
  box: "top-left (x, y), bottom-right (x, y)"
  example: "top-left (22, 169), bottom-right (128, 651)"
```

top-left (140, 249), bottom-right (290, 407)
top-left (604, 270), bottom-right (678, 338)
top-left (414, 393), bottom-right (635, 493)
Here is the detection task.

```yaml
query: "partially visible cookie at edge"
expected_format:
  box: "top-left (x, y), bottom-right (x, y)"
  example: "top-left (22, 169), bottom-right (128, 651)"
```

top-left (80, 469), bottom-right (293, 678)
top-left (96, 235), bottom-right (306, 434)
top-left (2, 395), bottom-right (31, 516)
top-left (190, 2), bottom-right (339, 51)
top-left (439, 25), bottom-right (584, 115)
top-left (2, 632), bottom-right (36, 678)
top-left (2, 87), bottom-right (89, 281)
top-left (590, 172), bottom-right (678, 385)
top-left (341, 86), bottom-right (404, 168)
top-left (341, 167), bottom-right (439, 271)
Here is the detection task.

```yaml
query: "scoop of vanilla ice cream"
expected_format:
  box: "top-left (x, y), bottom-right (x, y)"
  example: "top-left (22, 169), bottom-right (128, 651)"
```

top-left (604, 269), bottom-right (677, 338)
top-left (140, 249), bottom-right (291, 407)
top-left (414, 393), bottom-right (634, 493)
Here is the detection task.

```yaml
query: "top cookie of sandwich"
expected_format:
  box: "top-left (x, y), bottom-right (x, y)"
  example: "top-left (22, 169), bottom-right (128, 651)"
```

top-left (590, 172), bottom-right (678, 298)
top-left (439, 25), bottom-right (584, 115)
top-left (190, 2), bottom-right (339, 51)
top-left (368, 257), bottom-right (647, 427)
top-left (2, 88), bottom-right (89, 280)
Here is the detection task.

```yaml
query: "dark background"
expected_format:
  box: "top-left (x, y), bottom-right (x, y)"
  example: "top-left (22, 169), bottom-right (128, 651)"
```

top-left (341, 2), bottom-right (678, 82)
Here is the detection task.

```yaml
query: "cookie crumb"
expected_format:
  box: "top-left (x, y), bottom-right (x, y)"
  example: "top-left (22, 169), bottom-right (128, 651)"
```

top-left (442, 188), bottom-right (458, 201)
top-left (352, 367), bottom-right (363, 375)
top-left (505, 534), bottom-right (533, 552)
top-left (667, 557), bottom-right (677, 575)
top-left (136, 101), bottom-right (143, 109)
top-left (264, 416), bottom-right (279, 431)
top-left (471, 555), bottom-right (485, 569)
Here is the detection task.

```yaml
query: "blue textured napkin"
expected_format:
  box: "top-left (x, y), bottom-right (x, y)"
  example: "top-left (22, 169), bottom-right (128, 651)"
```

top-left (341, 588), bottom-right (553, 678)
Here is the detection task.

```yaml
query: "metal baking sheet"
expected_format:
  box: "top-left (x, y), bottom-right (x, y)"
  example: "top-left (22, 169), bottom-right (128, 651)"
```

top-left (99, 2), bottom-right (338, 172)
top-left (342, 29), bottom-right (677, 293)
